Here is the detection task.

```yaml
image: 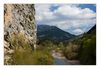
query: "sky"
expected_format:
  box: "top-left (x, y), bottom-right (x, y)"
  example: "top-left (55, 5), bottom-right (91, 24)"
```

top-left (35, 4), bottom-right (96, 35)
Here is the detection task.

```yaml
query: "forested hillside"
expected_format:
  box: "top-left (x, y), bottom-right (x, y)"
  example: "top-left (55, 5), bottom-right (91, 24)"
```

top-left (62, 25), bottom-right (96, 65)
top-left (37, 25), bottom-right (96, 65)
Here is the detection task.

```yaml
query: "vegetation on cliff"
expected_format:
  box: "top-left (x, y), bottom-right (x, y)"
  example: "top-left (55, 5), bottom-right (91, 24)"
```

top-left (8, 33), bottom-right (54, 65)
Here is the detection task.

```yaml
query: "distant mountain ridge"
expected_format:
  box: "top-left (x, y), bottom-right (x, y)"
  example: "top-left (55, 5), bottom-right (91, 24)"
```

top-left (37, 25), bottom-right (76, 42)
top-left (87, 25), bottom-right (96, 34)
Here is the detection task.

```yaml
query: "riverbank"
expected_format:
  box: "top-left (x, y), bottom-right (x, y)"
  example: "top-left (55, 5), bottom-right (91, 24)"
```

top-left (51, 50), bottom-right (80, 65)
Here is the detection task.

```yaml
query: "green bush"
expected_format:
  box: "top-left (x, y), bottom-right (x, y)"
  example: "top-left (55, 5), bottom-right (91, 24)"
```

top-left (79, 36), bottom-right (96, 65)
top-left (67, 53), bottom-right (78, 60)
top-left (63, 44), bottom-right (79, 60)
top-left (9, 33), bottom-right (34, 65)
top-left (11, 48), bottom-right (54, 65)
top-left (11, 46), bottom-right (34, 65)
top-left (32, 50), bottom-right (54, 65)
top-left (8, 32), bottom-right (31, 49)
top-left (9, 33), bottom-right (53, 65)
top-left (37, 40), bottom-right (57, 51)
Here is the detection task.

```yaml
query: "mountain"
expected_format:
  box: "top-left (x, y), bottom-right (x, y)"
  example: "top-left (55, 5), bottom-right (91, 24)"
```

top-left (87, 25), bottom-right (96, 34)
top-left (78, 25), bottom-right (96, 65)
top-left (37, 25), bottom-right (75, 42)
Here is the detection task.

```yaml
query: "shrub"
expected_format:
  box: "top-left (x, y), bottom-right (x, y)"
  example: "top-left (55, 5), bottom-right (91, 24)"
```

top-left (79, 36), bottom-right (96, 65)
top-left (8, 33), bottom-right (54, 65)
top-left (32, 50), bottom-right (54, 65)
top-left (11, 48), bottom-right (54, 65)
top-left (11, 46), bottom-right (34, 65)
top-left (9, 33), bottom-right (34, 65)
top-left (8, 32), bottom-right (30, 49)
top-left (63, 43), bottom-right (79, 60)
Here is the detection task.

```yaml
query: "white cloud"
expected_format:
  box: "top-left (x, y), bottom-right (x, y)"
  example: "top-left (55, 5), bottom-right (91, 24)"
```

top-left (73, 29), bottom-right (84, 35)
top-left (35, 4), bottom-right (56, 21)
top-left (54, 5), bottom-right (81, 16)
top-left (35, 4), bottom-right (96, 35)
top-left (54, 5), bottom-right (95, 19)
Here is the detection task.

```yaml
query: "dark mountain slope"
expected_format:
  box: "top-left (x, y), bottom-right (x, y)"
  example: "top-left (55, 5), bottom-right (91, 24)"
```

top-left (87, 25), bottom-right (96, 34)
top-left (37, 25), bottom-right (75, 42)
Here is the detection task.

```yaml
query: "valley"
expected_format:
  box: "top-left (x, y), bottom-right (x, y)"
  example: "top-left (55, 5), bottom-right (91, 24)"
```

top-left (4, 4), bottom-right (96, 65)
top-left (37, 24), bottom-right (96, 65)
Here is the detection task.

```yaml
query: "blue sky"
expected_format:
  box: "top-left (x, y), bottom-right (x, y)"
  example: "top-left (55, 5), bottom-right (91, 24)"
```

top-left (35, 4), bottom-right (96, 35)
top-left (79, 4), bottom-right (96, 12)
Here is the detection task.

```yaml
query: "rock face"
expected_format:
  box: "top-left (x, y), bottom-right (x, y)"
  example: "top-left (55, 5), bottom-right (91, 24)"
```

top-left (4, 4), bottom-right (36, 64)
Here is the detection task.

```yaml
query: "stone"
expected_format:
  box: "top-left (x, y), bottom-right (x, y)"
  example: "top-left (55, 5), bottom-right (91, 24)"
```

top-left (4, 4), bottom-right (36, 65)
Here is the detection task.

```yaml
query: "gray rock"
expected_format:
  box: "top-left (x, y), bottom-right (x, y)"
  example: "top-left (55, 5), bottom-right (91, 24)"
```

top-left (4, 4), bottom-right (36, 65)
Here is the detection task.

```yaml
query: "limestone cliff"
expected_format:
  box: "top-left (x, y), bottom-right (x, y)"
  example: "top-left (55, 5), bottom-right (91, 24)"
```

top-left (4, 4), bottom-right (36, 65)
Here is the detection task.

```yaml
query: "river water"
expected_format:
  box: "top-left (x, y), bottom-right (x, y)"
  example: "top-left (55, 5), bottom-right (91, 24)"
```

top-left (52, 51), bottom-right (80, 65)
top-left (53, 58), bottom-right (71, 65)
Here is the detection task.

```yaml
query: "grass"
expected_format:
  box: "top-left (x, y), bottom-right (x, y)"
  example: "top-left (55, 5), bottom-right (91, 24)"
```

top-left (8, 32), bottom-right (54, 65)
top-left (31, 50), bottom-right (54, 65)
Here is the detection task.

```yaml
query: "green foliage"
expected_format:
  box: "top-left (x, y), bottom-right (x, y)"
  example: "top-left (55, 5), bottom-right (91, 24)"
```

top-left (9, 33), bottom-right (53, 65)
top-left (63, 43), bottom-right (79, 60)
top-left (12, 48), bottom-right (54, 65)
top-left (79, 35), bottom-right (96, 65)
top-left (8, 32), bottom-right (31, 49)
top-left (32, 50), bottom-right (54, 65)
top-left (58, 42), bottom-right (64, 49)
top-left (39, 40), bottom-right (54, 47)
top-left (8, 33), bottom-right (34, 64)
top-left (37, 40), bottom-right (57, 51)
top-left (63, 26), bottom-right (96, 65)
top-left (11, 46), bottom-right (34, 65)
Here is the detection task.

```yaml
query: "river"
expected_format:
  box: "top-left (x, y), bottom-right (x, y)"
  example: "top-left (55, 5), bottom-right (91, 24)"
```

top-left (51, 50), bottom-right (80, 65)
